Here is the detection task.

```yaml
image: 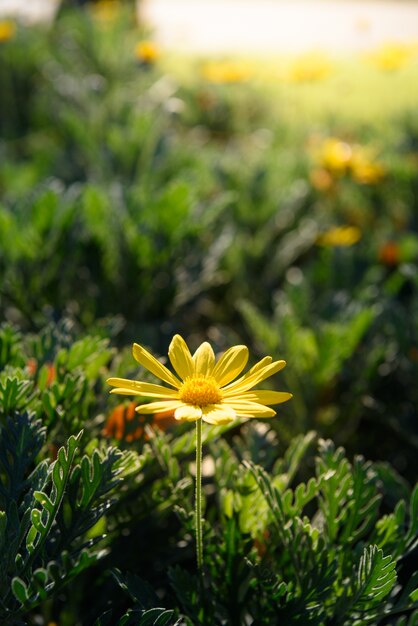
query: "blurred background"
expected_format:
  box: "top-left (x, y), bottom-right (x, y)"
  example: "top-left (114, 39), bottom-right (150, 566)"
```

top-left (0, 0), bottom-right (417, 482)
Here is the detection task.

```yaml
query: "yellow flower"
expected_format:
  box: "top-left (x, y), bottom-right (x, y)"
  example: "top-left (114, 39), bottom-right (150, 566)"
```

top-left (108, 335), bottom-right (292, 425)
top-left (315, 138), bottom-right (385, 185)
top-left (201, 60), bottom-right (254, 84)
top-left (317, 226), bottom-right (362, 247)
top-left (287, 52), bottom-right (332, 83)
top-left (367, 43), bottom-right (415, 72)
top-left (135, 40), bottom-right (159, 64)
top-left (0, 20), bottom-right (16, 43)
top-left (89, 0), bottom-right (120, 24)
top-left (350, 151), bottom-right (386, 185)
top-left (318, 138), bottom-right (353, 175)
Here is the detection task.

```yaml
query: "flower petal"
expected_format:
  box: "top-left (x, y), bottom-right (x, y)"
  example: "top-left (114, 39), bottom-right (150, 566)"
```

top-left (110, 388), bottom-right (141, 396)
top-left (107, 378), bottom-right (179, 398)
top-left (222, 360), bottom-right (286, 395)
top-left (212, 345), bottom-right (249, 387)
top-left (133, 343), bottom-right (182, 388)
top-left (193, 342), bottom-right (215, 376)
top-left (226, 400), bottom-right (276, 417)
top-left (221, 356), bottom-right (272, 392)
top-left (201, 404), bottom-right (236, 425)
top-left (174, 405), bottom-right (202, 422)
top-left (135, 400), bottom-right (183, 414)
top-left (229, 390), bottom-right (293, 406)
top-left (168, 335), bottom-right (194, 380)
top-left (247, 356), bottom-right (272, 375)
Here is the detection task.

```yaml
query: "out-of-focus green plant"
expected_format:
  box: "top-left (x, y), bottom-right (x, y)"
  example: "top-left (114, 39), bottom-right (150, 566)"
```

top-left (237, 252), bottom-right (418, 473)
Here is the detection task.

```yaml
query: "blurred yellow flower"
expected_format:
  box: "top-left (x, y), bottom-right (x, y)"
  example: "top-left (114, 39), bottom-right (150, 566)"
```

top-left (367, 42), bottom-right (416, 72)
top-left (350, 154), bottom-right (386, 185)
top-left (318, 138), bottom-right (353, 175)
top-left (314, 137), bottom-right (386, 185)
top-left (89, 0), bottom-right (120, 24)
top-left (0, 20), bottom-right (16, 42)
top-left (201, 60), bottom-right (254, 84)
top-left (135, 40), bottom-right (159, 64)
top-left (108, 335), bottom-right (291, 426)
top-left (317, 226), bottom-right (362, 247)
top-left (287, 52), bottom-right (333, 82)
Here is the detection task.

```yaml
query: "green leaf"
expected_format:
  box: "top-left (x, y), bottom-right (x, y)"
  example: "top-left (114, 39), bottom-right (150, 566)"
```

top-left (316, 439), bottom-right (352, 542)
top-left (352, 545), bottom-right (397, 611)
top-left (112, 569), bottom-right (161, 610)
top-left (0, 379), bottom-right (36, 418)
top-left (23, 431), bottom-right (83, 567)
top-left (339, 456), bottom-right (381, 546)
top-left (11, 577), bottom-right (29, 605)
top-left (410, 588), bottom-right (418, 603)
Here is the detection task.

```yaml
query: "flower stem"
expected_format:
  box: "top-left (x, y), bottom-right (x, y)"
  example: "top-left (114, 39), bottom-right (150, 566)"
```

top-left (195, 417), bottom-right (203, 571)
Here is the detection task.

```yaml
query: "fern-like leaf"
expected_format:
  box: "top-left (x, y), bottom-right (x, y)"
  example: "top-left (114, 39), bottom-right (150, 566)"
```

top-left (343, 545), bottom-right (397, 620)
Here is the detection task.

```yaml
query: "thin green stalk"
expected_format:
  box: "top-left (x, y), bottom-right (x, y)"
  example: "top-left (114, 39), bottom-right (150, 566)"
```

top-left (195, 418), bottom-right (203, 571)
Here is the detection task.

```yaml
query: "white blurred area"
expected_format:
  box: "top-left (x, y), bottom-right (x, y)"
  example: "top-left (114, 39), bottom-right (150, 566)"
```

top-left (140, 0), bottom-right (418, 53)
top-left (0, 0), bottom-right (60, 22)
top-left (1, 0), bottom-right (418, 53)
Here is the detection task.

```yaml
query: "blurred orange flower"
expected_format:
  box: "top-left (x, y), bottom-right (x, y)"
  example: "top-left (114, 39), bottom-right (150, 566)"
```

top-left (309, 168), bottom-right (334, 192)
top-left (378, 241), bottom-right (400, 267)
top-left (103, 401), bottom-right (175, 442)
top-left (410, 347), bottom-right (418, 362)
top-left (254, 529), bottom-right (270, 558)
top-left (26, 359), bottom-right (56, 386)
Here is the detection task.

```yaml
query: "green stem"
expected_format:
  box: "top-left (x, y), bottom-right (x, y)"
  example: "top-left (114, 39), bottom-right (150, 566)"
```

top-left (195, 418), bottom-right (203, 571)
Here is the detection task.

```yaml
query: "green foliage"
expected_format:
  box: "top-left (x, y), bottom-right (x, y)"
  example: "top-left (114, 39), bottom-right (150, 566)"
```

top-left (1, 5), bottom-right (418, 624)
top-left (0, 407), bottom-right (141, 623)
top-left (0, 322), bottom-right (417, 624)
top-left (118, 432), bottom-right (413, 626)
top-left (1, 4), bottom-right (418, 485)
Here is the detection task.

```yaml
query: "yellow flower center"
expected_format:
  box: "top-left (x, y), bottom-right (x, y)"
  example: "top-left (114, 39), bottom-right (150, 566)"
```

top-left (179, 376), bottom-right (222, 407)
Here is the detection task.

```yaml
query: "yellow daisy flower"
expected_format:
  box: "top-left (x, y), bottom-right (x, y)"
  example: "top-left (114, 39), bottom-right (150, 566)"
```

top-left (107, 335), bottom-right (292, 426)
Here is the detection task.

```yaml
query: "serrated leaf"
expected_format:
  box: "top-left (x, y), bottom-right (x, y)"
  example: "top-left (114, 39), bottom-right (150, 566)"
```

top-left (352, 545), bottom-right (397, 611)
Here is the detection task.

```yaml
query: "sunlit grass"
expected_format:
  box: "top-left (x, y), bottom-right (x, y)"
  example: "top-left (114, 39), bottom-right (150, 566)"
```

top-left (162, 51), bottom-right (418, 132)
